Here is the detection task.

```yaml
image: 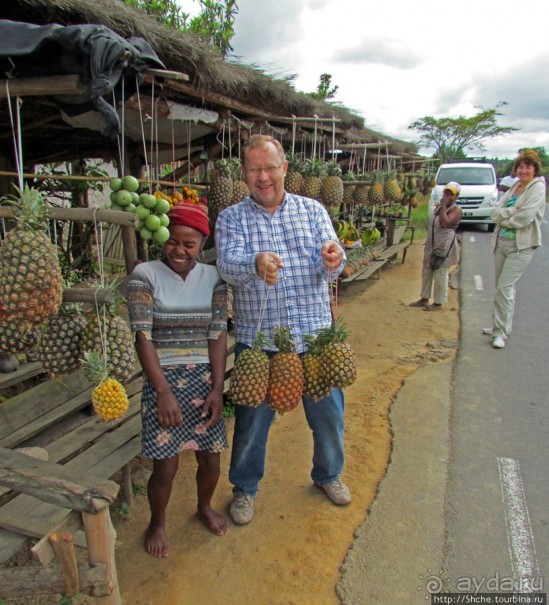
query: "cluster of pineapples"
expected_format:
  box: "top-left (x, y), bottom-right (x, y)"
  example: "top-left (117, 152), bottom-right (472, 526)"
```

top-left (0, 184), bottom-right (133, 422)
top-left (344, 171), bottom-right (403, 208)
top-left (285, 155), bottom-right (344, 208)
top-left (229, 320), bottom-right (357, 412)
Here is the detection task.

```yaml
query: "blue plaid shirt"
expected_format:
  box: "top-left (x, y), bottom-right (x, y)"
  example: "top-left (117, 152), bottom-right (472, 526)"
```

top-left (215, 193), bottom-right (345, 353)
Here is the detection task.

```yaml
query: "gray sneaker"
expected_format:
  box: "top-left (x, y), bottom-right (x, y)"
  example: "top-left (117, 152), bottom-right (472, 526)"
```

top-left (315, 480), bottom-right (352, 506)
top-left (229, 492), bottom-right (255, 525)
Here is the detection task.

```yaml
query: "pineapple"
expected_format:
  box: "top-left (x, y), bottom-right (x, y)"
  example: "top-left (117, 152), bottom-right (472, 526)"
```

top-left (0, 320), bottom-right (39, 355)
top-left (267, 326), bottom-right (303, 413)
top-left (342, 174), bottom-right (356, 205)
top-left (316, 318), bottom-right (357, 388)
top-left (367, 172), bottom-right (385, 206)
top-left (229, 158), bottom-right (250, 204)
top-left (0, 185), bottom-right (63, 324)
top-left (352, 175), bottom-right (371, 206)
top-left (383, 171), bottom-right (402, 203)
top-left (320, 161), bottom-right (344, 208)
top-left (38, 302), bottom-right (87, 375)
top-left (302, 334), bottom-right (331, 402)
top-left (83, 350), bottom-right (129, 422)
top-left (229, 332), bottom-right (270, 407)
top-left (301, 158), bottom-right (325, 201)
top-left (82, 284), bottom-right (134, 384)
top-left (208, 159), bottom-right (234, 215)
top-left (284, 153), bottom-right (305, 195)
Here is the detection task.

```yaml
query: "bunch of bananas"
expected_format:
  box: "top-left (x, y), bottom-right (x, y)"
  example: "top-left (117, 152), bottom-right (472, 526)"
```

top-left (333, 220), bottom-right (360, 245)
top-left (153, 187), bottom-right (205, 209)
top-left (361, 228), bottom-right (381, 247)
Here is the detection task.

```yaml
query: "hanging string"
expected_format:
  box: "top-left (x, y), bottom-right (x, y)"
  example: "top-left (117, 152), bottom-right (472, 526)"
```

top-left (5, 83), bottom-right (24, 189)
top-left (291, 116), bottom-right (297, 156)
top-left (149, 79), bottom-right (156, 184)
top-left (187, 121), bottom-right (192, 183)
top-left (171, 116), bottom-right (176, 193)
top-left (90, 207), bottom-right (109, 367)
top-left (331, 117), bottom-right (336, 162)
top-left (328, 271), bottom-right (339, 322)
top-left (216, 121), bottom-right (227, 159)
top-left (134, 77), bottom-right (151, 189)
top-left (227, 117), bottom-right (232, 159)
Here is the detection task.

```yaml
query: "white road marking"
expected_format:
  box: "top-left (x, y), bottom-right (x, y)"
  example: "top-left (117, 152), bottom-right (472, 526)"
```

top-left (474, 275), bottom-right (484, 290)
top-left (497, 457), bottom-right (541, 592)
top-left (469, 236), bottom-right (476, 242)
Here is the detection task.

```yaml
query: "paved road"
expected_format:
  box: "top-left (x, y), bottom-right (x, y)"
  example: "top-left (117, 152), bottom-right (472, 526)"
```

top-left (338, 222), bottom-right (549, 604)
top-left (445, 223), bottom-right (549, 595)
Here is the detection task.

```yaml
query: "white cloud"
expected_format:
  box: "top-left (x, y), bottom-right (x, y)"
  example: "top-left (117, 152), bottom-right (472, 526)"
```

top-left (334, 38), bottom-right (423, 69)
top-left (227, 0), bottom-right (549, 158)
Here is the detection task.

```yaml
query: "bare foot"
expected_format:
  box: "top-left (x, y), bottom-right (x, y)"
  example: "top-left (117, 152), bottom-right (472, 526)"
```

top-left (144, 523), bottom-right (169, 558)
top-left (197, 507), bottom-right (228, 536)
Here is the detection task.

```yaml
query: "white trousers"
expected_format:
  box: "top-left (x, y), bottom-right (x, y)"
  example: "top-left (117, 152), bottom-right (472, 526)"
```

top-left (421, 265), bottom-right (449, 305)
top-left (492, 237), bottom-right (535, 339)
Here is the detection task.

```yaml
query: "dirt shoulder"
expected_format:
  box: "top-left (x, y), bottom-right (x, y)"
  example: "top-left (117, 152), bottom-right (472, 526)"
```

top-left (113, 238), bottom-right (459, 605)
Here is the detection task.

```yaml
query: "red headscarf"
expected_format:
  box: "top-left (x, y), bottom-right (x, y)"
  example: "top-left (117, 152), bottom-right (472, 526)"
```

top-left (167, 202), bottom-right (210, 237)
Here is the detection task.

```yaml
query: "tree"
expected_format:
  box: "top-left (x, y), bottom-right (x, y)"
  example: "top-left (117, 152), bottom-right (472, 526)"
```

top-left (121, 0), bottom-right (238, 56)
top-left (308, 74), bottom-right (339, 102)
top-left (408, 103), bottom-right (518, 162)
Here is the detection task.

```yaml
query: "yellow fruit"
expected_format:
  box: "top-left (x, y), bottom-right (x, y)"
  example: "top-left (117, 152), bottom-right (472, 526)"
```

top-left (92, 378), bottom-right (129, 421)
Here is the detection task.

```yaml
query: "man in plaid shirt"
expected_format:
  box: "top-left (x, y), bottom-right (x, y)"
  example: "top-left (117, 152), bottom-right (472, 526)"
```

top-left (216, 135), bottom-right (352, 526)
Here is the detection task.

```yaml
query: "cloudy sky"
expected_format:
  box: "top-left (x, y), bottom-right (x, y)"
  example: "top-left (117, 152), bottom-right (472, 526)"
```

top-left (220, 0), bottom-right (549, 159)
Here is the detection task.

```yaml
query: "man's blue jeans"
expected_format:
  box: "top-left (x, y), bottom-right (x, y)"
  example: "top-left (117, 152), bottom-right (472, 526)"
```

top-left (229, 343), bottom-right (345, 497)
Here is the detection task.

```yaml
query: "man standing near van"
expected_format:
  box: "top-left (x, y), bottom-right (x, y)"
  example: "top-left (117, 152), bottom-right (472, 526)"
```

top-left (409, 182), bottom-right (462, 310)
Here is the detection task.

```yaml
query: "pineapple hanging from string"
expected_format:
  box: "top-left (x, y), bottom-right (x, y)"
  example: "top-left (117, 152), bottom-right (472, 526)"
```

top-left (83, 350), bottom-right (129, 422)
top-left (320, 160), bottom-right (344, 208)
top-left (0, 184), bottom-right (63, 324)
top-left (284, 153), bottom-right (305, 195)
top-left (301, 158), bottom-right (325, 201)
top-left (229, 331), bottom-right (270, 407)
top-left (82, 281), bottom-right (135, 385)
top-left (314, 318), bottom-right (357, 389)
top-left (267, 326), bottom-right (303, 414)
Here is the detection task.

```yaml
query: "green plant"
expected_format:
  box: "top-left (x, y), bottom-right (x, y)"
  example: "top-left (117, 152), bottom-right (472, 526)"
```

top-left (132, 484), bottom-right (146, 496)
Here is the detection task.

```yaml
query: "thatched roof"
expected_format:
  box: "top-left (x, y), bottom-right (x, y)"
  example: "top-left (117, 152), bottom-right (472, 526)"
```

top-left (0, 0), bottom-right (418, 167)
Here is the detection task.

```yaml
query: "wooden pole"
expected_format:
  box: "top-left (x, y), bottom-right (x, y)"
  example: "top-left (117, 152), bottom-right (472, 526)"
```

top-left (82, 508), bottom-right (121, 605)
top-left (0, 170), bottom-right (206, 189)
top-left (49, 533), bottom-right (80, 595)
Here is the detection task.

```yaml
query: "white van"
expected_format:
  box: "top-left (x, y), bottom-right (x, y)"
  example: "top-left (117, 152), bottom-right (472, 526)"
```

top-left (430, 162), bottom-right (498, 231)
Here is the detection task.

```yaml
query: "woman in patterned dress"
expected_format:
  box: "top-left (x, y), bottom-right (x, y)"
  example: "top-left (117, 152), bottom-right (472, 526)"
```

top-left (127, 202), bottom-right (228, 558)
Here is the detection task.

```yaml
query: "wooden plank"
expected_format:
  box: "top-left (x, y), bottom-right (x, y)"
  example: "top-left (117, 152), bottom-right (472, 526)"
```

top-left (0, 371), bottom-right (91, 444)
top-left (0, 448), bottom-right (119, 513)
top-left (354, 260), bottom-right (388, 281)
top-left (378, 242), bottom-right (409, 260)
top-left (0, 361), bottom-right (45, 390)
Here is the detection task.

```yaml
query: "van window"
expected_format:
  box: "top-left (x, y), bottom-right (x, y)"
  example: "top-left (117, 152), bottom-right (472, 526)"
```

top-left (437, 167), bottom-right (495, 186)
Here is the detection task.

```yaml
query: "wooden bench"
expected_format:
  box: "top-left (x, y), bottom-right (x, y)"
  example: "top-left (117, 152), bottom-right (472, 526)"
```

top-left (0, 334), bottom-right (236, 602)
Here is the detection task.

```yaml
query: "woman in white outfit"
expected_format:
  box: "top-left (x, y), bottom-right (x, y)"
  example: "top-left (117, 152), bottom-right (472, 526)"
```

top-left (486, 149), bottom-right (546, 349)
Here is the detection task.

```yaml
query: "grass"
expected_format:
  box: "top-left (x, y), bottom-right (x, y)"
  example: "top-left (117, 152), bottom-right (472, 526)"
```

top-left (401, 193), bottom-right (430, 242)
